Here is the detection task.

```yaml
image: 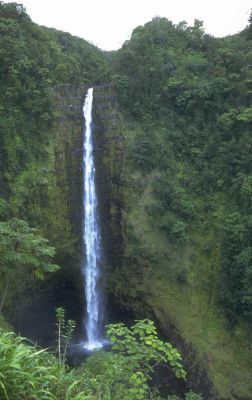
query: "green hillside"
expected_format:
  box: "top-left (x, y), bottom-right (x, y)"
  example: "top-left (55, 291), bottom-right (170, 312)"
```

top-left (0, 2), bottom-right (251, 399)
top-left (108, 16), bottom-right (252, 398)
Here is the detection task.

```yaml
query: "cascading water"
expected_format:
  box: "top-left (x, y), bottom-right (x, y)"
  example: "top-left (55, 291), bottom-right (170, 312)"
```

top-left (82, 87), bottom-right (103, 351)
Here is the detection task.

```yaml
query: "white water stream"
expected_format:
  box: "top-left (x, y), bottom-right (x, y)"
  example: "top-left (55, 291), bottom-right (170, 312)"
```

top-left (82, 88), bottom-right (103, 350)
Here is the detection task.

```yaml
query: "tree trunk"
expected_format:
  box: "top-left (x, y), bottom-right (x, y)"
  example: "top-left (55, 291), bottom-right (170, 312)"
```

top-left (0, 278), bottom-right (10, 314)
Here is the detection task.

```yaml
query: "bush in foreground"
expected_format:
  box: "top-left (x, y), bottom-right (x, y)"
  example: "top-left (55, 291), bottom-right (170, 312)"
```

top-left (0, 320), bottom-right (203, 399)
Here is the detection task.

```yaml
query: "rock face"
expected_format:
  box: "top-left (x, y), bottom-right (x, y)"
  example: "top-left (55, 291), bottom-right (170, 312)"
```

top-left (54, 84), bottom-right (219, 398)
top-left (10, 83), bottom-right (125, 345)
top-left (10, 84), bottom-right (88, 344)
top-left (91, 86), bottom-right (219, 399)
top-left (8, 84), bottom-right (250, 399)
top-left (92, 85), bottom-right (124, 273)
top-left (91, 86), bottom-right (251, 399)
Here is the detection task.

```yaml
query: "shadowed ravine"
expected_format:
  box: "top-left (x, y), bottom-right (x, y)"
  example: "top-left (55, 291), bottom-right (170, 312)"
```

top-left (8, 82), bottom-right (251, 400)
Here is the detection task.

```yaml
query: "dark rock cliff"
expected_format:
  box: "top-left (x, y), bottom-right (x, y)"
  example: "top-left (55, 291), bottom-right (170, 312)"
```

top-left (91, 86), bottom-right (220, 399)
top-left (10, 83), bottom-right (125, 345)
top-left (10, 84), bottom-right (87, 344)
top-left (8, 84), bottom-right (250, 399)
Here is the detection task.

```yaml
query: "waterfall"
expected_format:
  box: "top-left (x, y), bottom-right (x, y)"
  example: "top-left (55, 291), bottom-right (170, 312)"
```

top-left (82, 87), bottom-right (103, 350)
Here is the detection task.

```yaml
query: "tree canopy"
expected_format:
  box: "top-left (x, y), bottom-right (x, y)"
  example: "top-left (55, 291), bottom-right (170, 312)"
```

top-left (0, 218), bottom-right (59, 312)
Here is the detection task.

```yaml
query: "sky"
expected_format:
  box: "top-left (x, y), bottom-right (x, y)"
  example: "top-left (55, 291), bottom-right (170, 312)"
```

top-left (2, 0), bottom-right (252, 50)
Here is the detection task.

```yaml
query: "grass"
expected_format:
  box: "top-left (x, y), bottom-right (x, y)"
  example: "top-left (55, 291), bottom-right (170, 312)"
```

top-left (0, 328), bottom-right (100, 400)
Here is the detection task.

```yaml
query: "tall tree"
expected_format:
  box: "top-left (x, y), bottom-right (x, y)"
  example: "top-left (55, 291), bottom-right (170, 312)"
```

top-left (0, 218), bottom-right (59, 313)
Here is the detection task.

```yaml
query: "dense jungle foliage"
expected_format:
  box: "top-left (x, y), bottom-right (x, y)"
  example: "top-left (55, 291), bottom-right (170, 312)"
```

top-left (0, 1), bottom-right (109, 311)
top-left (112, 16), bottom-right (252, 324)
top-left (0, 319), bottom-right (204, 399)
top-left (0, 1), bottom-right (252, 399)
top-left (0, 1), bottom-right (109, 204)
top-left (108, 19), bottom-right (252, 397)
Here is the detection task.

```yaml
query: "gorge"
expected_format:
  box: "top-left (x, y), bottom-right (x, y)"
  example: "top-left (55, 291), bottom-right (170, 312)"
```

top-left (0, 2), bottom-right (252, 399)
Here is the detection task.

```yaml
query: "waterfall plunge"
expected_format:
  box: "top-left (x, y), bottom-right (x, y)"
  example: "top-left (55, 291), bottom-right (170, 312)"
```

top-left (82, 88), bottom-right (103, 351)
